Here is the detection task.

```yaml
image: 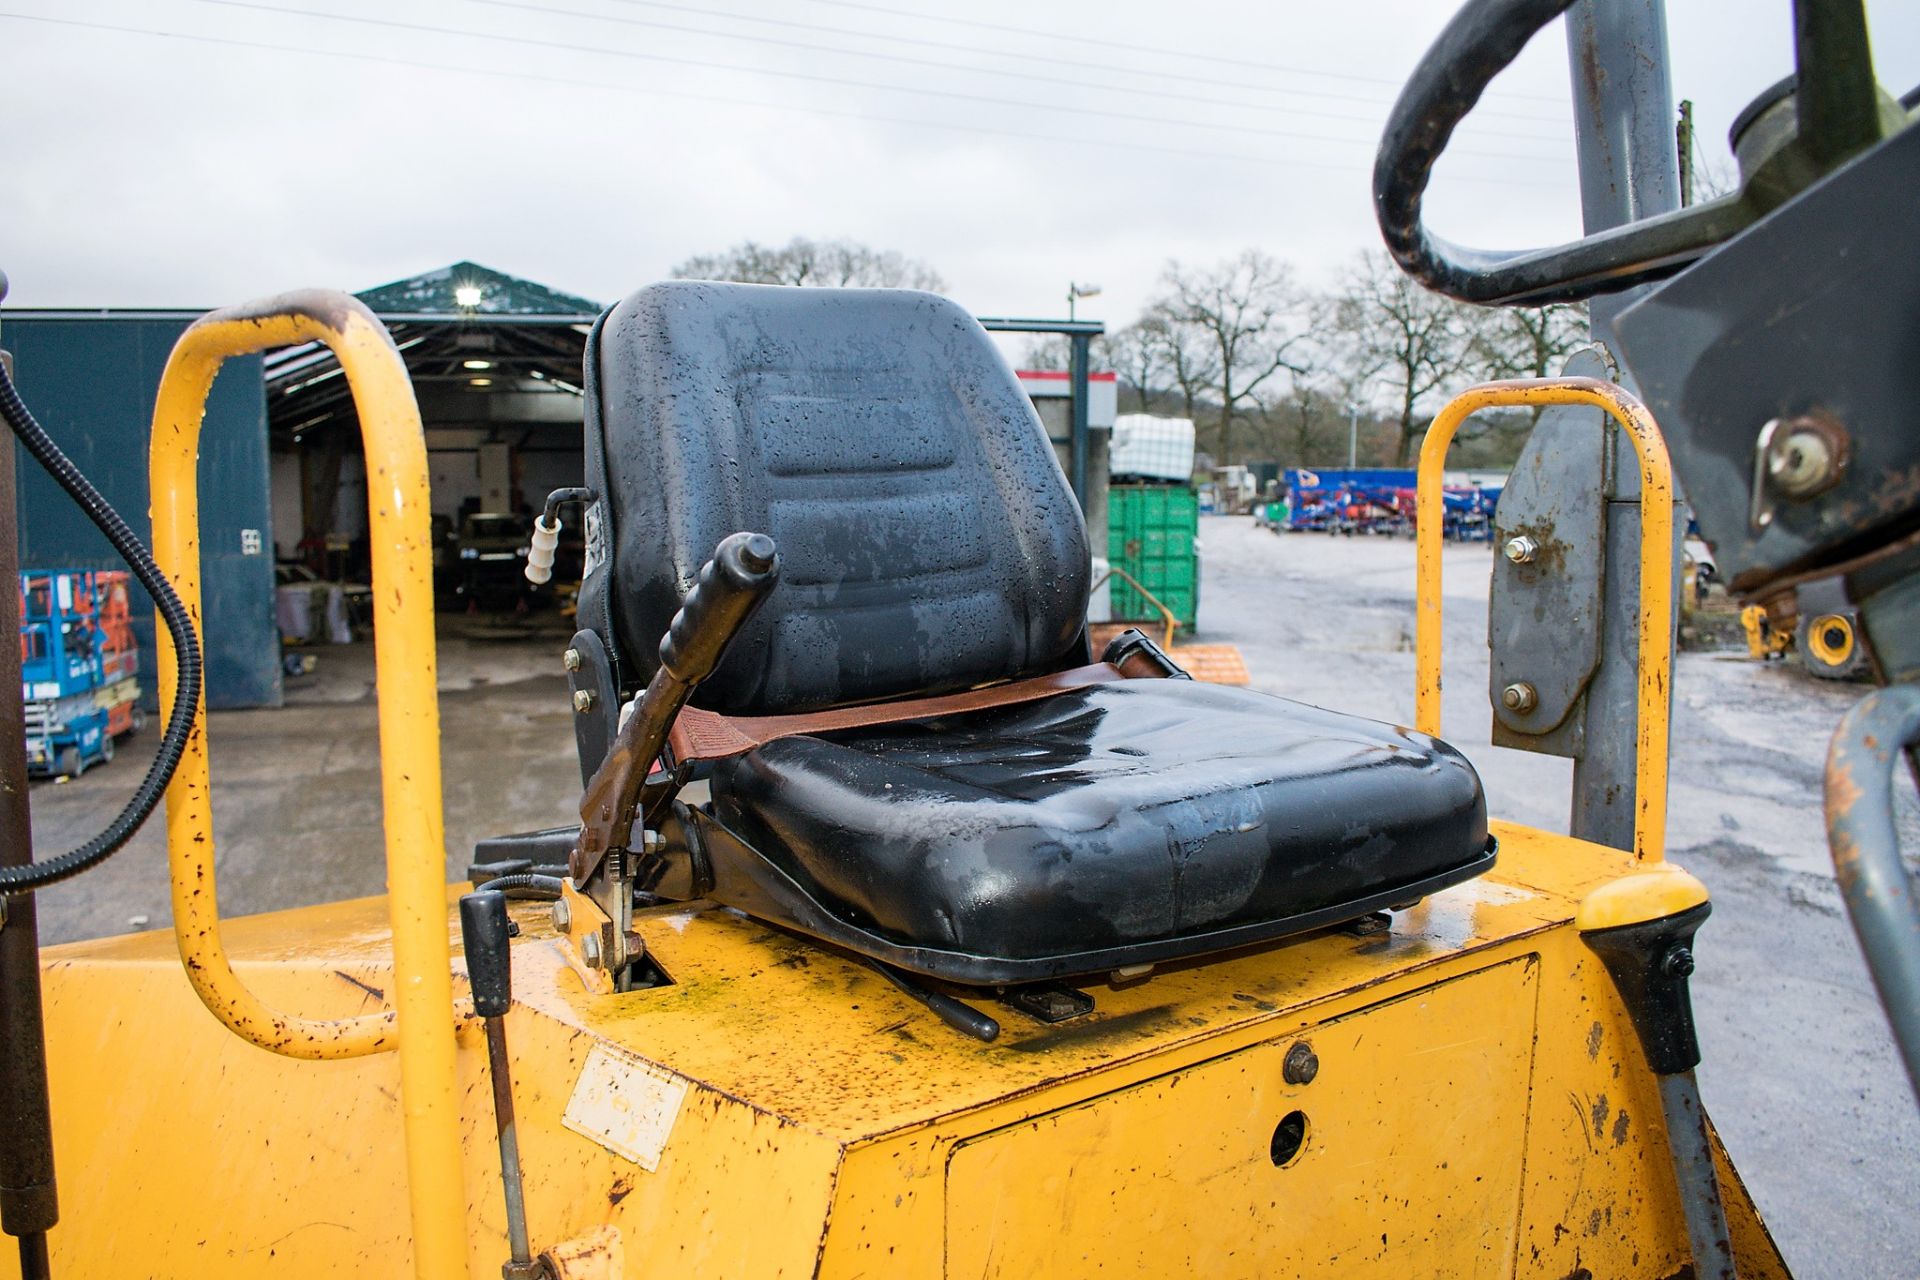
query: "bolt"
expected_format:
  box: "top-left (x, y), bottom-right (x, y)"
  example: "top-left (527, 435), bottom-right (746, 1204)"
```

top-left (1500, 682), bottom-right (1538, 714)
top-left (1503, 535), bottom-right (1539, 565)
top-left (1283, 1042), bottom-right (1320, 1085)
top-left (581, 932), bottom-right (603, 970)
top-left (1661, 945), bottom-right (1695, 979)
top-left (551, 898), bottom-right (571, 932)
top-left (563, 647), bottom-right (582, 672)
top-left (1769, 430), bottom-right (1835, 496)
top-left (572, 689), bottom-right (596, 714)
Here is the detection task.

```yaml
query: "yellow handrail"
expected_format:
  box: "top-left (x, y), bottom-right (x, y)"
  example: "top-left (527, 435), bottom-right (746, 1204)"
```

top-left (149, 291), bottom-right (466, 1278)
top-left (1414, 377), bottom-right (1674, 864)
top-left (1093, 563), bottom-right (1181, 650)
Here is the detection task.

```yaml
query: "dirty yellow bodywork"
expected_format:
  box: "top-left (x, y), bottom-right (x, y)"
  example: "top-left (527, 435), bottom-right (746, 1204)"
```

top-left (10, 822), bottom-right (1787, 1278)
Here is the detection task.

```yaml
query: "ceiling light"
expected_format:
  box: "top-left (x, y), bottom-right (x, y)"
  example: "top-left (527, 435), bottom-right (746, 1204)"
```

top-left (454, 284), bottom-right (484, 308)
top-left (462, 359), bottom-right (493, 370)
top-left (469, 377), bottom-right (493, 388)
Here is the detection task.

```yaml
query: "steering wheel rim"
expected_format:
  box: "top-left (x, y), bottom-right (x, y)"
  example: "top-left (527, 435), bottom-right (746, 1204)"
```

top-left (1374, 0), bottom-right (1752, 306)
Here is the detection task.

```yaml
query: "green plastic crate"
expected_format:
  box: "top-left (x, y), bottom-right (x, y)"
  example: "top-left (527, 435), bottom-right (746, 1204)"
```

top-left (1106, 484), bottom-right (1199, 630)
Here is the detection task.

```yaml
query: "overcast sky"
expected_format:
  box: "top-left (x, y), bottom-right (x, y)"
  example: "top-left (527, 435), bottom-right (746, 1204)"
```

top-left (2, 1), bottom-right (1915, 326)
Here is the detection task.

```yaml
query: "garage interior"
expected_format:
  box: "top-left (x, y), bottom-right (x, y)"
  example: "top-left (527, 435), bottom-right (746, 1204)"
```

top-left (267, 262), bottom-right (601, 593)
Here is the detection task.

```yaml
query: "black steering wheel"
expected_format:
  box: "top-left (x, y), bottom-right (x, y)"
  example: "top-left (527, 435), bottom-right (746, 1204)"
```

top-left (1373, 0), bottom-right (1887, 306)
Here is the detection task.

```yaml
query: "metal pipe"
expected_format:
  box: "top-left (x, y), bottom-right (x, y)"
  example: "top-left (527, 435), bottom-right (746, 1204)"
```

top-left (0, 379), bottom-right (59, 1278)
top-left (149, 292), bottom-right (468, 1278)
top-left (1069, 332), bottom-right (1092, 508)
top-left (1564, 0), bottom-right (1684, 855)
top-left (486, 1024), bottom-right (534, 1267)
top-left (1823, 684), bottom-right (1920, 1099)
top-left (1657, 1072), bottom-right (1738, 1280)
top-left (1565, 0), bottom-right (1681, 340)
top-left (1416, 377), bottom-right (1674, 863)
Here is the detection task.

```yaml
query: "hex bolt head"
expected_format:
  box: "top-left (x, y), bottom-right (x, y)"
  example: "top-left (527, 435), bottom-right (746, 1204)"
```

top-left (572, 689), bottom-right (596, 714)
top-left (1283, 1042), bottom-right (1320, 1085)
top-left (1501, 682), bottom-right (1539, 714)
top-left (1503, 535), bottom-right (1539, 565)
top-left (581, 932), bottom-right (604, 970)
top-left (563, 647), bottom-right (582, 672)
top-left (551, 897), bottom-right (571, 932)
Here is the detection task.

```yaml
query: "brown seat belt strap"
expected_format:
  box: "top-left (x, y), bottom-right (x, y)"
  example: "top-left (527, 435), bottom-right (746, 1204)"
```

top-left (668, 661), bottom-right (1136, 763)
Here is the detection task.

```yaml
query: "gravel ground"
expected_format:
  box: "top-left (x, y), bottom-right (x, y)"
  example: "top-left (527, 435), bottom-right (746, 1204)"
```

top-left (1199, 514), bottom-right (1919, 1280)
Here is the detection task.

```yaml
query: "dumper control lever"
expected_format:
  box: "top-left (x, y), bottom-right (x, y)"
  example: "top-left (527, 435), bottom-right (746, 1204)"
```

top-left (573, 532), bottom-right (780, 887)
top-left (460, 892), bottom-right (547, 1280)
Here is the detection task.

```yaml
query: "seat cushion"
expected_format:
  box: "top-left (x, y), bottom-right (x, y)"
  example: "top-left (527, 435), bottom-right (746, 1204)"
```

top-left (706, 680), bottom-right (1490, 968)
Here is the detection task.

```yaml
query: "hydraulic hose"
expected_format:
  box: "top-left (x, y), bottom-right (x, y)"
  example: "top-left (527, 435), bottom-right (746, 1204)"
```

top-left (0, 361), bottom-right (202, 894)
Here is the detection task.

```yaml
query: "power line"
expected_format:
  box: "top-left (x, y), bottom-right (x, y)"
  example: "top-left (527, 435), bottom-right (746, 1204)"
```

top-left (797, 0), bottom-right (1571, 104)
top-left (180, 0), bottom-right (1563, 160)
top-left (0, 7), bottom-right (1565, 185)
top-left (581, 0), bottom-right (1571, 128)
top-left (473, 0), bottom-right (1568, 146)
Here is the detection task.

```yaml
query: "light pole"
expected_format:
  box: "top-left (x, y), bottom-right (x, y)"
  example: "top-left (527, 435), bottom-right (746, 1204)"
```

top-left (1066, 282), bottom-right (1102, 322)
top-left (1346, 403), bottom-right (1361, 468)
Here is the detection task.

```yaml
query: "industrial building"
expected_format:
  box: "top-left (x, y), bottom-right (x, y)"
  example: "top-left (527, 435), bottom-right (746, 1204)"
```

top-left (2, 264), bottom-right (1112, 708)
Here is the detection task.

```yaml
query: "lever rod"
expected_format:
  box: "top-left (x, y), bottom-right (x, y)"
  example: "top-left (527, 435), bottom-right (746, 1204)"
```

top-left (460, 892), bottom-right (541, 1279)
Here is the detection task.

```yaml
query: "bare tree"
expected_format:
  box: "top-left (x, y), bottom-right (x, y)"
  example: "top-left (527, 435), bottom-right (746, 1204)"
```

top-left (1326, 251), bottom-right (1480, 465)
top-left (1154, 251), bottom-right (1310, 465)
top-left (671, 237), bottom-right (947, 291)
top-left (1101, 321), bottom-right (1173, 414)
top-left (1269, 382), bottom-right (1348, 468)
top-left (1472, 304), bottom-right (1588, 382)
top-left (1019, 336), bottom-right (1069, 371)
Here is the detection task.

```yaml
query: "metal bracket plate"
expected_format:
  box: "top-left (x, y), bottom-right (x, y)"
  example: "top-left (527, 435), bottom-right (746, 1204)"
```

top-left (1489, 349), bottom-right (1611, 750)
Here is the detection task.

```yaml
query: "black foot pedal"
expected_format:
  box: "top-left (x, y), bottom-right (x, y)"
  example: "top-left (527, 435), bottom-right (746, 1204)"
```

top-left (1002, 982), bottom-right (1096, 1025)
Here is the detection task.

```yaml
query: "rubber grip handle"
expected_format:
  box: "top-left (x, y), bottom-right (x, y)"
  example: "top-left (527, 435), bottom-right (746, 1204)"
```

top-left (459, 891), bottom-right (513, 1018)
top-left (659, 532), bottom-right (779, 684)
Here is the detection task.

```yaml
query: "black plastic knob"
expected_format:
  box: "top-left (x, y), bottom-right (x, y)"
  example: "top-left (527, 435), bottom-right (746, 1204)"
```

top-left (459, 891), bottom-right (514, 1019)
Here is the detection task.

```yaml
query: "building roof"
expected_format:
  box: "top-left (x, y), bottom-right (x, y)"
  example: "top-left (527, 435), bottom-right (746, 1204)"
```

top-left (353, 261), bottom-right (602, 319)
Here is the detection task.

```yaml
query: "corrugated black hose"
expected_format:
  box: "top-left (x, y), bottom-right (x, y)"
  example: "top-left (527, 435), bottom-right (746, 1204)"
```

top-left (0, 361), bottom-right (202, 894)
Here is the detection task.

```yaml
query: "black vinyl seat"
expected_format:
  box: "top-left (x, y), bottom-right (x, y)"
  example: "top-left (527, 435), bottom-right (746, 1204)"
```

top-left (578, 281), bottom-right (1492, 984)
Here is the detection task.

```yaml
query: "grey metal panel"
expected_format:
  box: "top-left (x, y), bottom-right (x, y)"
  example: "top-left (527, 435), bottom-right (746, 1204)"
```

top-left (3, 318), bottom-right (281, 710)
top-left (1489, 348), bottom-right (1610, 745)
top-left (1613, 124), bottom-right (1920, 596)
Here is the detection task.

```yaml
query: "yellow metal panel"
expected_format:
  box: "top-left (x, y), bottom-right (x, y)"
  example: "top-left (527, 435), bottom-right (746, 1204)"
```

top-left (944, 959), bottom-right (1539, 1278)
top-left (10, 822), bottom-right (1792, 1278)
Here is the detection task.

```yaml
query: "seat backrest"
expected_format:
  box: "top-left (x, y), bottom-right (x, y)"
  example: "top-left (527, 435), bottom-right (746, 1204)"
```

top-left (577, 282), bottom-right (1091, 715)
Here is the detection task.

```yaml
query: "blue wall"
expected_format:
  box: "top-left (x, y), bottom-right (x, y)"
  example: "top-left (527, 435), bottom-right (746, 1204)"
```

top-left (3, 317), bottom-right (282, 709)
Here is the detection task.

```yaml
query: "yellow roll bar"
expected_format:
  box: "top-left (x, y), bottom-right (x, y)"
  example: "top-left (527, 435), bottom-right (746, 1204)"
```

top-left (149, 292), bottom-right (466, 1278)
top-left (1414, 377), bottom-right (1674, 863)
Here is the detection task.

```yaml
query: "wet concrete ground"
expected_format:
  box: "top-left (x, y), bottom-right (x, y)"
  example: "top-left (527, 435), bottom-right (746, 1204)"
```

top-left (21, 517), bottom-right (1918, 1276)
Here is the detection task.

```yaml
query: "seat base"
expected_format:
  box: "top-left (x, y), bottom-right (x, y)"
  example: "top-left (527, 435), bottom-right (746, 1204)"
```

top-left (685, 806), bottom-right (1496, 984)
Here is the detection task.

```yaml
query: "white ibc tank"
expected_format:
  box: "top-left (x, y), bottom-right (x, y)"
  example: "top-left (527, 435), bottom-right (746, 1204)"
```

top-left (1110, 415), bottom-right (1196, 482)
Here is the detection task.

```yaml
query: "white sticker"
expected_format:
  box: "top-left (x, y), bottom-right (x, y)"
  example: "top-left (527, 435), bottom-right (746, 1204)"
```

top-left (561, 1043), bottom-right (687, 1172)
